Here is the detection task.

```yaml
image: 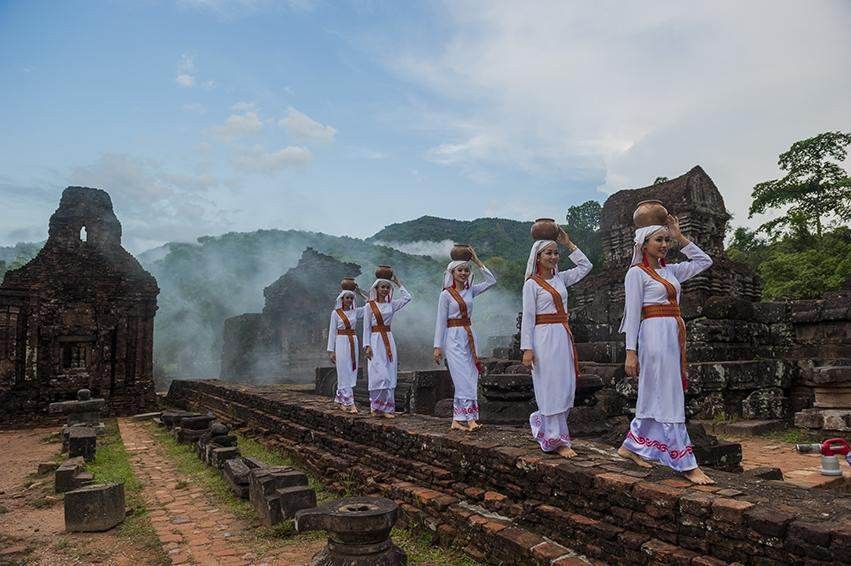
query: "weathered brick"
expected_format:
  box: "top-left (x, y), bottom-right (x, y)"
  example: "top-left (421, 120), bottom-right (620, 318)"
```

top-left (744, 506), bottom-right (794, 538)
top-left (711, 498), bottom-right (754, 525)
top-left (787, 520), bottom-right (833, 547)
top-left (531, 541), bottom-right (571, 562)
top-left (497, 526), bottom-right (546, 553)
top-left (692, 556), bottom-right (727, 566)
top-left (679, 492), bottom-right (716, 518)
top-left (633, 482), bottom-right (683, 509)
top-left (595, 472), bottom-right (643, 492)
top-left (641, 538), bottom-right (697, 566)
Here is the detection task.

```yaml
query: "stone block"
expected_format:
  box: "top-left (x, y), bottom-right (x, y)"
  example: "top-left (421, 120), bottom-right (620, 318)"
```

top-left (210, 447), bottom-right (241, 469)
top-left (55, 457), bottom-right (87, 493)
top-left (741, 388), bottom-right (789, 420)
top-left (701, 297), bottom-right (755, 321)
top-left (248, 467), bottom-right (306, 509)
top-left (68, 427), bottom-right (97, 462)
top-left (222, 458), bottom-right (251, 499)
top-left (275, 485), bottom-right (316, 520)
top-left (64, 483), bottom-right (125, 532)
top-left (179, 415), bottom-right (216, 430)
top-left (175, 427), bottom-right (206, 444)
top-left (753, 302), bottom-right (788, 324)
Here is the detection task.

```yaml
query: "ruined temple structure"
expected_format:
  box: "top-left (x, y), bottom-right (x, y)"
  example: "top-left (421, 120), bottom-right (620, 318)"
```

top-left (0, 187), bottom-right (159, 420)
top-left (221, 248), bottom-right (361, 382)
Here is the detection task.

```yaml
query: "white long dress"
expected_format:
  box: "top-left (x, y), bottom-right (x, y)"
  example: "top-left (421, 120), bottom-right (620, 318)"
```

top-left (433, 266), bottom-right (497, 421)
top-left (363, 286), bottom-right (412, 413)
top-left (327, 306), bottom-right (364, 406)
top-left (620, 242), bottom-right (712, 471)
top-left (520, 249), bottom-right (593, 451)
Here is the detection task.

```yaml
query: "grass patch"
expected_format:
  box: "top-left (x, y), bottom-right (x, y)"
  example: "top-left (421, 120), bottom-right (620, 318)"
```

top-left (392, 529), bottom-right (481, 566)
top-left (761, 426), bottom-right (822, 444)
top-left (0, 505), bottom-right (8, 514)
top-left (85, 419), bottom-right (169, 565)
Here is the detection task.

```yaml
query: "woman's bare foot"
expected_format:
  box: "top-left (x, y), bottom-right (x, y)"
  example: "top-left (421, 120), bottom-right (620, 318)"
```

top-left (338, 404), bottom-right (348, 411)
top-left (556, 446), bottom-right (577, 458)
top-left (617, 446), bottom-right (652, 468)
top-left (384, 412), bottom-right (396, 419)
top-left (467, 421), bottom-right (481, 431)
top-left (450, 420), bottom-right (468, 431)
top-left (348, 406), bottom-right (358, 414)
top-left (683, 467), bottom-right (714, 485)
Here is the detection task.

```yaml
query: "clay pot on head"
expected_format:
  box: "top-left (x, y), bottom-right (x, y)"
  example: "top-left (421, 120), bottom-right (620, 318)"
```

top-left (633, 200), bottom-right (669, 228)
top-left (531, 218), bottom-right (560, 241)
top-left (340, 277), bottom-right (357, 291)
top-left (375, 265), bottom-right (394, 280)
top-left (450, 243), bottom-right (473, 261)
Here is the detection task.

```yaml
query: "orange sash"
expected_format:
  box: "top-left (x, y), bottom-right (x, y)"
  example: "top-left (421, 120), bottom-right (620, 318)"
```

top-left (635, 264), bottom-right (688, 390)
top-left (528, 274), bottom-right (581, 381)
top-left (368, 301), bottom-right (393, 362)
top-left (445, 287), bottom-right (483, 374)
top-left (335, 308), bottom-right (357, 371)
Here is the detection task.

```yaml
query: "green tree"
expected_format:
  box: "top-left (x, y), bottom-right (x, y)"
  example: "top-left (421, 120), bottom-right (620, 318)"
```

top-left (653, 176), bottom-right (669, 185)
top-left (749, 131), bottom-right (851, 237)
top-left (564, 200), bottom-right (603, 269)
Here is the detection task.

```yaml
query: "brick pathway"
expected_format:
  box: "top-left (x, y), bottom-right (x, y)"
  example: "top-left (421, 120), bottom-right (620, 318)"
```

top-left (733, 435), bottom-right (851, 490)
top-left (119, 419), bottom-right (323, 565)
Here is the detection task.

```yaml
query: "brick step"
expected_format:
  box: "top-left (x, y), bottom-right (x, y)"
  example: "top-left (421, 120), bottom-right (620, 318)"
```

top-left (169, 380), bottom-right (851, 565)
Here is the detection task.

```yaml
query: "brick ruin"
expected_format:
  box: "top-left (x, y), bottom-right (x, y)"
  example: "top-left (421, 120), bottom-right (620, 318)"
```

top-left (168, 379), bottom-right (851, 565)
top-left (220, 247), bottom-right (362, 382)
top-left (0, 187), bottom-right (159, 420)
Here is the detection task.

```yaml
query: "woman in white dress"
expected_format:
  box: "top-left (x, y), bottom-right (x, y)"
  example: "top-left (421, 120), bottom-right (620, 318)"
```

top-left (521, 228), bottom-right (593, 458)
top-left (617, 215), bottom-right (714, 485)
top-left (327, 288), bottom-right (368, 413)
top-left (433, 246), bottom-right (497, 431)
top-left (363, 273), bottom-right (412, 418)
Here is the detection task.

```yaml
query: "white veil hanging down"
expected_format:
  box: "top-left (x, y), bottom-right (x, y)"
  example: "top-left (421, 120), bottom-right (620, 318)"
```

top-left (443, 260), bottom-right (472, 289)
top-left (334, 290), bottom-right (356, 310)
top-left (618, 224), bottom-right (668, 333)
top-left (524, 240), bottom-right (558, 279)
top-left (368, 278), bottom-right (393, 302)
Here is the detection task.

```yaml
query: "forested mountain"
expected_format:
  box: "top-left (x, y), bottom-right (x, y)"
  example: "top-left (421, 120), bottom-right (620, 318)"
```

top-left (369, 216), bottom-right (533, 263)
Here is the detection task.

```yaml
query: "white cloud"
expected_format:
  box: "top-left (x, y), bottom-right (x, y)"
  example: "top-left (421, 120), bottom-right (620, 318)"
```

top-left (66, 154), bottom-right (226, 251)
top-left (232, 101), bottom-right (257, 112)
top-left (176, 53), bottom-right (196, 87)
top-left (278, 106), bottom-right (337, 143)
top-left (393, 0), bottom-right (851, 227)
top-left (230, 145), bottom-right (312, 174)
top-left (208, 111), bottom-right (263, 141)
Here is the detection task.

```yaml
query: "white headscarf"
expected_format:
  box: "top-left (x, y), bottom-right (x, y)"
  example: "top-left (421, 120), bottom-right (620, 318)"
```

top-left (524, 240), bottom-right (558, 279)
top-left (443, 260), bottom-right (472, 290)
top-left (628, 225), bottom-right (667, 266)
top-left (368, 278), bottom-right (393, 302)
top-left (618, 224), bottom-right (668, 333)
top-left (335, 290), bottom-right (356, 310)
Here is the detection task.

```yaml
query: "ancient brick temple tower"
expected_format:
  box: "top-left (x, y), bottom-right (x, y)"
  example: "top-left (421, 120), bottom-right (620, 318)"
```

top-left (0, 187), bottom-right (159, 420)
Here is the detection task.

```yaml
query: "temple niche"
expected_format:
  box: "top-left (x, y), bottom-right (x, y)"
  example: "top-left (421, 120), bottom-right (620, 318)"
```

top-left (0, 187), bottom-right (159, 420)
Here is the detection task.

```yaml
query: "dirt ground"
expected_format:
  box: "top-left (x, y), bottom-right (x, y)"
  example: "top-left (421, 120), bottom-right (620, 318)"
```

top-left (0, 427), bottom-right (157, 565)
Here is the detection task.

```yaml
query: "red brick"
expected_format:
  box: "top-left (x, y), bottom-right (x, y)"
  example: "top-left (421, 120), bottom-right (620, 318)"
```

top-left (618, 530), bottom-right (651, 550)
top-left (497, 526), bottom-right (546, 553)
top-left (641, 538), bottom-right (696, 565)
top-left (531, 541), bottom-right (571, 562)
top-left (744, 506), bottom-right (793, 538)
top-left (711, 498), bottom-right (754, 525)
top-left (691, 556), bottom-right (727, 566)
top-left (463, 486), bottom-right (485, 500)
top-left (595, 472), bottom-right (643, 491)
top-left (483, 490), bottom-right (507, 503)
top-left (552, 557), bottom-right (586, 565)
top-left (482, 520), bottom-right (509, 534)
top-left (679, 492), bottom-right (716, 518)
top-left (787, 520), bottom-right (833, 546)
top-left (660, 478), bottom-right (692, 489)
top-left (633, 482), bottom-right (683, 509)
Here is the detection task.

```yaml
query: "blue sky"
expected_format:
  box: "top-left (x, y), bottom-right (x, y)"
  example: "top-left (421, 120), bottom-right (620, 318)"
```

top-left (1, 0), bottom-right (849, 252)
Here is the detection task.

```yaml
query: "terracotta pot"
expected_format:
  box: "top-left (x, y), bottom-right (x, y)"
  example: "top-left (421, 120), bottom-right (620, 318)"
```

top-left (633, 200), bottom-right (669, 228)
top-left (450, 243), bottom-right (473, 261)
top-left (375, 265), bottom-right (394, 280)
top-left (530, 218), bottom-right (559, 241)
top-left (340, 277), bottom-right (357, 291)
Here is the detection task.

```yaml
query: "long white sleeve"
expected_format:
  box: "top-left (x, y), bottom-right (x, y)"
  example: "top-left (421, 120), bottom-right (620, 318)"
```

top-left (362, 304), bottom-right (373, 349)
top-left (622, 267), bottom-right (645, 351)
top-left (391, 285), bottom-right (413, 312)
top-left (520, 279), bottom-right (537, 351)
top-left (433, 292), bottom-right (449, 349)
top-left (559, 248), bottom-right (593, 287)
top-left (667, 242), bottom-right (713, 283)
top-left (471, 265), bottom-right (497, 297)
top-left (327, 311), bottom-right (338, 353)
